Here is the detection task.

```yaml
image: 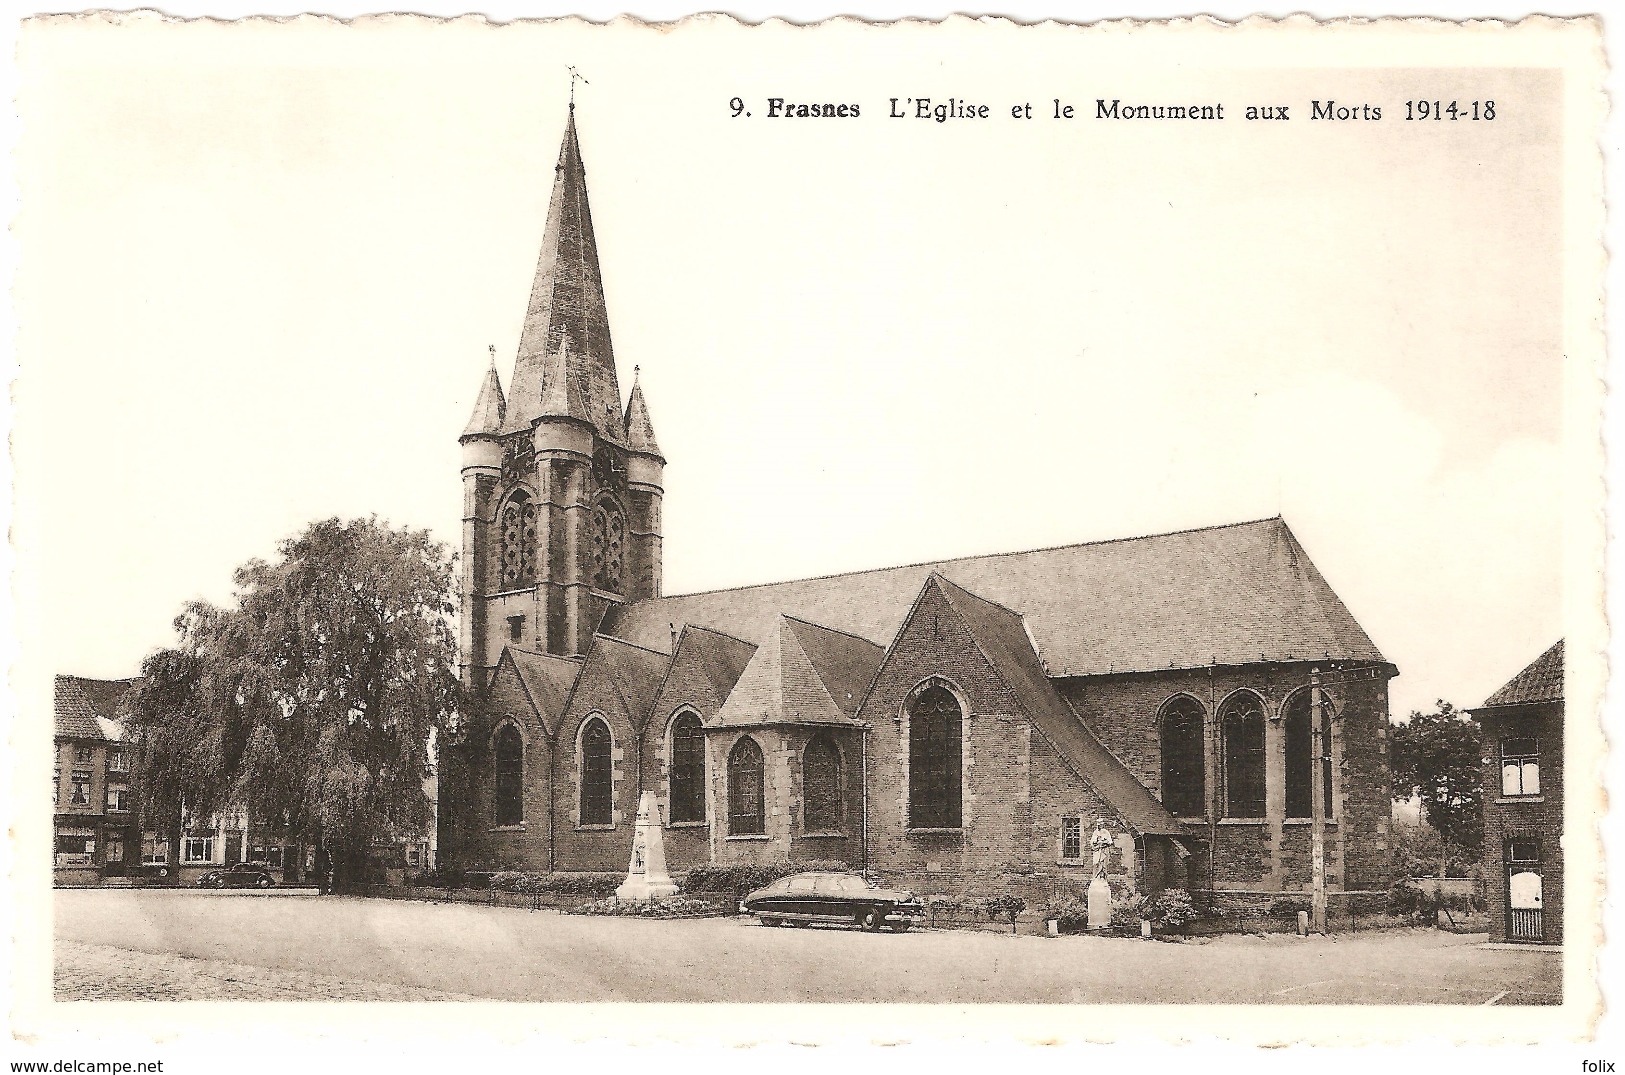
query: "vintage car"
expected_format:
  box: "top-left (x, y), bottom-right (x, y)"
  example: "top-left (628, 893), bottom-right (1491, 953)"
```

top-left (196, 862), bottom-right (277, 889)
top-left (740, 871), bottom-right (924, 932)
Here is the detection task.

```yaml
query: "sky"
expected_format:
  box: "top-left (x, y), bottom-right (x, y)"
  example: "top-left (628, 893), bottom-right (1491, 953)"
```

top-left (14, 16), bottom-right (1576, 720)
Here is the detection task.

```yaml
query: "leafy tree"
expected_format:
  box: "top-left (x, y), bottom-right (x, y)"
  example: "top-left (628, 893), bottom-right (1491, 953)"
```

top-left (126, 517), bottom-right (461, 885)
top-left (1390, 701), bottom-right (1483, 862)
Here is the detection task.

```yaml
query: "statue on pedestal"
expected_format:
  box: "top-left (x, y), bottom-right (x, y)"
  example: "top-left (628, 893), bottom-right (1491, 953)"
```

top-left (616, 790), bottom-right (679, 902)
top-left (1086, 817), bottom-right (1115, 929)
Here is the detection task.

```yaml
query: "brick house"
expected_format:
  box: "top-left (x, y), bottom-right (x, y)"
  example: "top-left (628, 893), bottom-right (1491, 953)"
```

top-left (53, 676), bottom-right (141, 886)
top-left (438, 107), bottom-right (1398, 898)
top-left (1473, 640), bottom-right (1563, 946)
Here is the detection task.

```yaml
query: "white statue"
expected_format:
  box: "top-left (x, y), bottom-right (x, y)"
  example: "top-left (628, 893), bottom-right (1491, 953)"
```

top-left (616, 791), bottom-right (679, 901)
top-left (1086, 817), bottom-right (1115, 929)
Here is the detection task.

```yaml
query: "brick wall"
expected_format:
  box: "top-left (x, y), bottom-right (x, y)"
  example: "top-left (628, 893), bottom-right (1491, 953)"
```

top-left (468, 660), bottom-right (555, 871)
top-left (1481, 702), bottom-right (1563, 945)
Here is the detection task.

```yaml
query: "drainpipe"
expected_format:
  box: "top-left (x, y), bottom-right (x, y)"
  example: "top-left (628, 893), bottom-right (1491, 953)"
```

top-left (548, 737), bottom-right (557, 874)
top-left (860, 723), bottom-right (870, 876)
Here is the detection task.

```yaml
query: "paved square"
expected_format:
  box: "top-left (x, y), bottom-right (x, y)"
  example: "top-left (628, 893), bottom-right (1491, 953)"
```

top-left (54, 890), bottom-right (1561, 1004)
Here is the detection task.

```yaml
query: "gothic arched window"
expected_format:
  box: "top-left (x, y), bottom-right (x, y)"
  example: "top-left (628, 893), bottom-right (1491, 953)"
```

top-left (802, 733), bottom-right (843, 833)
top-left (1220, 693), bottom-right (1267, 819)
top-left (493, 724), bottom-right (524, 826)
top-left (908, 684), bottom-right (963, 829)
top-left (1284, 690), bottom-right (1335, 819)
top-left (727, 737), bottom-right (765, 836)
top-left (668, 712), bottom-right (705, 824)
top-left (498, 492), bottom-right (538, 589)
top-left (588, 497), bottom-right (626, 593)
top-left (579, 717), bottom-right (613, 826)
top-left (1159, 695), bottom-right (1207, 817)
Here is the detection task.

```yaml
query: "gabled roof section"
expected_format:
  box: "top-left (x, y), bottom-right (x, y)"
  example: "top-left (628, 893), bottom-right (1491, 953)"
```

top-left (927, 575), bottom-right (1184, 837)
top-left (676, 624), bottom-right (758, 703)
top-left (1480, 639), bottom-right (1564, 708)
top-left (501, 647), bottom-right (583, 734)
top-left (713, 616), bottom-right (882, 728)
top-left (461, 362), bottom-right (507, 439)
top-left (55, 675), bottom-right (139, 741)
top-left (623, 374), bottom-right (662, 459)
top-left (505, 107), bottom-right (624, 441)
top-left (580, 633), bottom-right (671, 730)
top-left (601, 517), bottom-right (1386, 677)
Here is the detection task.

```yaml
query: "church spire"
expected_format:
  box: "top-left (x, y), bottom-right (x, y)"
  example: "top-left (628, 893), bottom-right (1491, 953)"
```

top-left (505, 105), bottom-right (622, 439)
top-left (623, 367), bottom-right (663, 459)
top-left (461, 346), bottom-right (507, 439)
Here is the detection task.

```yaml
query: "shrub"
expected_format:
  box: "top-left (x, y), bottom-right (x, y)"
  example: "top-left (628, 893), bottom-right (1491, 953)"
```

top-left (411, 866), bottom-right (465, 890)
top-left (574, 896), bottom-right (717, 919)
top-left (984, 893), bottom-right (1026, 924)
top-left (924, 894), bottom-right (989, 923)
top-left (1045, 890), bottom-right (1091, 932)
top-left (538, 872), bottom-right (622, 897)
top-left (1140, 889), bottom-right (1199, 930)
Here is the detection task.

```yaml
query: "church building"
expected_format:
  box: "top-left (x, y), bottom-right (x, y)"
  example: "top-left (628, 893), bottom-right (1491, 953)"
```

top-left (437, 107), bottom-right (1398, 898)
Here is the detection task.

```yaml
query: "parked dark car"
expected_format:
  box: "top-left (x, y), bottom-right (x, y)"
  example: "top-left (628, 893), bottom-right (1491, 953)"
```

top-left (197, 862), bottom-right (277, 889)
top-left (741, 871), bottom-right (924, 932)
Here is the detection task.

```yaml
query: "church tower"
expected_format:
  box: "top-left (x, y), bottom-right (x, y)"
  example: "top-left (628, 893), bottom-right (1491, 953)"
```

top-left (458, 105), bottom-right (664, 684)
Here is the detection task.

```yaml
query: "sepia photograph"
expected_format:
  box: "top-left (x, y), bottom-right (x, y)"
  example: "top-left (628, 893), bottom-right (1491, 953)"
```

top-left (7, 5), bottom-right (1610, 1058)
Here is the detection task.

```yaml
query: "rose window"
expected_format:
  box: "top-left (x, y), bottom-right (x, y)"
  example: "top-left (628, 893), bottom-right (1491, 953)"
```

top-left (588, 500), bottom-right (625, 592)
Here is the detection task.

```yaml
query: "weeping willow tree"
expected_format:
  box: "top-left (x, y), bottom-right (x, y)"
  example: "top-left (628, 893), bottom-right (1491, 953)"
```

top-left (126, 517), bottom-right (462, 884)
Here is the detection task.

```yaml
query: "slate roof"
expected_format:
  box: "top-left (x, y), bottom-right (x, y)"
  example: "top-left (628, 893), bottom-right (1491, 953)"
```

top-left (929, 576), bottom-right (1184, 837)
top-left (675, 625), bottom-right (758, 704)
top-left (461, 361), bottom-right (507, 439)
top-left (713, 617), bottom-right (884, 728)
top-left (1480, 639), bottom-right (1564, 708)
top-left (602, 517), bottom-right (1386, 678)
top-left (623, 375), bottom-right (662, 459)
top-left (504, 648), bottom-right (583, 732)
top-left (505, 107), bottom-right (624, 441)
top-left (55, 675), bottom-right (139, 741)
top-left (580, 634), bottom-right (671, 731)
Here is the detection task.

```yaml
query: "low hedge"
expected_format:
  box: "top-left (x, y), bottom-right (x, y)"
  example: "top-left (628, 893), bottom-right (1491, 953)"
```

top-left (679, 860), bottom-right (852, 894)
top-left (573, 895), bottom-right (720, 919)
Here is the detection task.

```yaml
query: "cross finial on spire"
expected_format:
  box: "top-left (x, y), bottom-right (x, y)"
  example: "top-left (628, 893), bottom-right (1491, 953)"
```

top-left (567, 65), bottom-right (589, 108)
top-left (487, 343), bottom-right (497, 369)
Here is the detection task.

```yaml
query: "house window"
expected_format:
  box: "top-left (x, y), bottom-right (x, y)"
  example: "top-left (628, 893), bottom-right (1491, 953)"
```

top-left (493, 724), bottom-right (524, 826)
top-left (183, 836), bottom-right (214, 864)
top-left (407, 846), bottom-right (422, 867)
top-left (1500, 738), bottom-right (1541, 797)
top-left (1284, 691), bottom-right (1336, 819)
top-left (74, 746), bottom-right (93, 764)
top-left (267, 846), bottom-right (283, 868)
top-left (507, 615), bottom-right (525, 643)
top-left (70, 771), bottom-right (92, 806)
top-left (1507, 838), bottom-right (1541, 864)
top-left (106, 836), bottom-right (124, 863)
top-left (802, 733), bottom-right (842, 833)
top-left (142, 834), bottom-right (169, 865)
top-left (1220, 693), bottom-right (1267, 819)
top-left (1061, 816), bottom-right (1083, 860)
top-left (499, 492), bottom-right (538, 589)
top-left (908, 684), bottom-right (963, 829)
top-left (1159, 695), bottom-right (1206, 817)
top-left (54, 828), bottom-right (95, 865)
top-left (108, 750), bottom-right (129, 773)
top-left (668, 712), bottom-right (705, 824)
top-left (106, 784), bottom-right (130, 813)
top-left (579, 718), bottom-right (614, 826)
top-left (727, 737), bottom-right (765, 836)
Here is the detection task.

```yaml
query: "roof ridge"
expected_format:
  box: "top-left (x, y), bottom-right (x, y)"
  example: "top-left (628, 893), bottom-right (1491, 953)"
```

top-left (678, 623), bottom-right (757, 649)
top-left (589, 631), bottom-right (673, 659)
top-left (647, 516), bottom-right (1288, 602)
top-left (508, 645), bottom-right (584, 664)
top-left (781, 614), bottom-right (885, 650)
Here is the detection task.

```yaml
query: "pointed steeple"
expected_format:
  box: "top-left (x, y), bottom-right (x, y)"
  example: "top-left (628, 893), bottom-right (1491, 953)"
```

top-left (461, 352), bottom-right (507, 439)
top-left (505, 105), bottom-right (623, 440)
top-left (623, 367), bottom-right (663, 459)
